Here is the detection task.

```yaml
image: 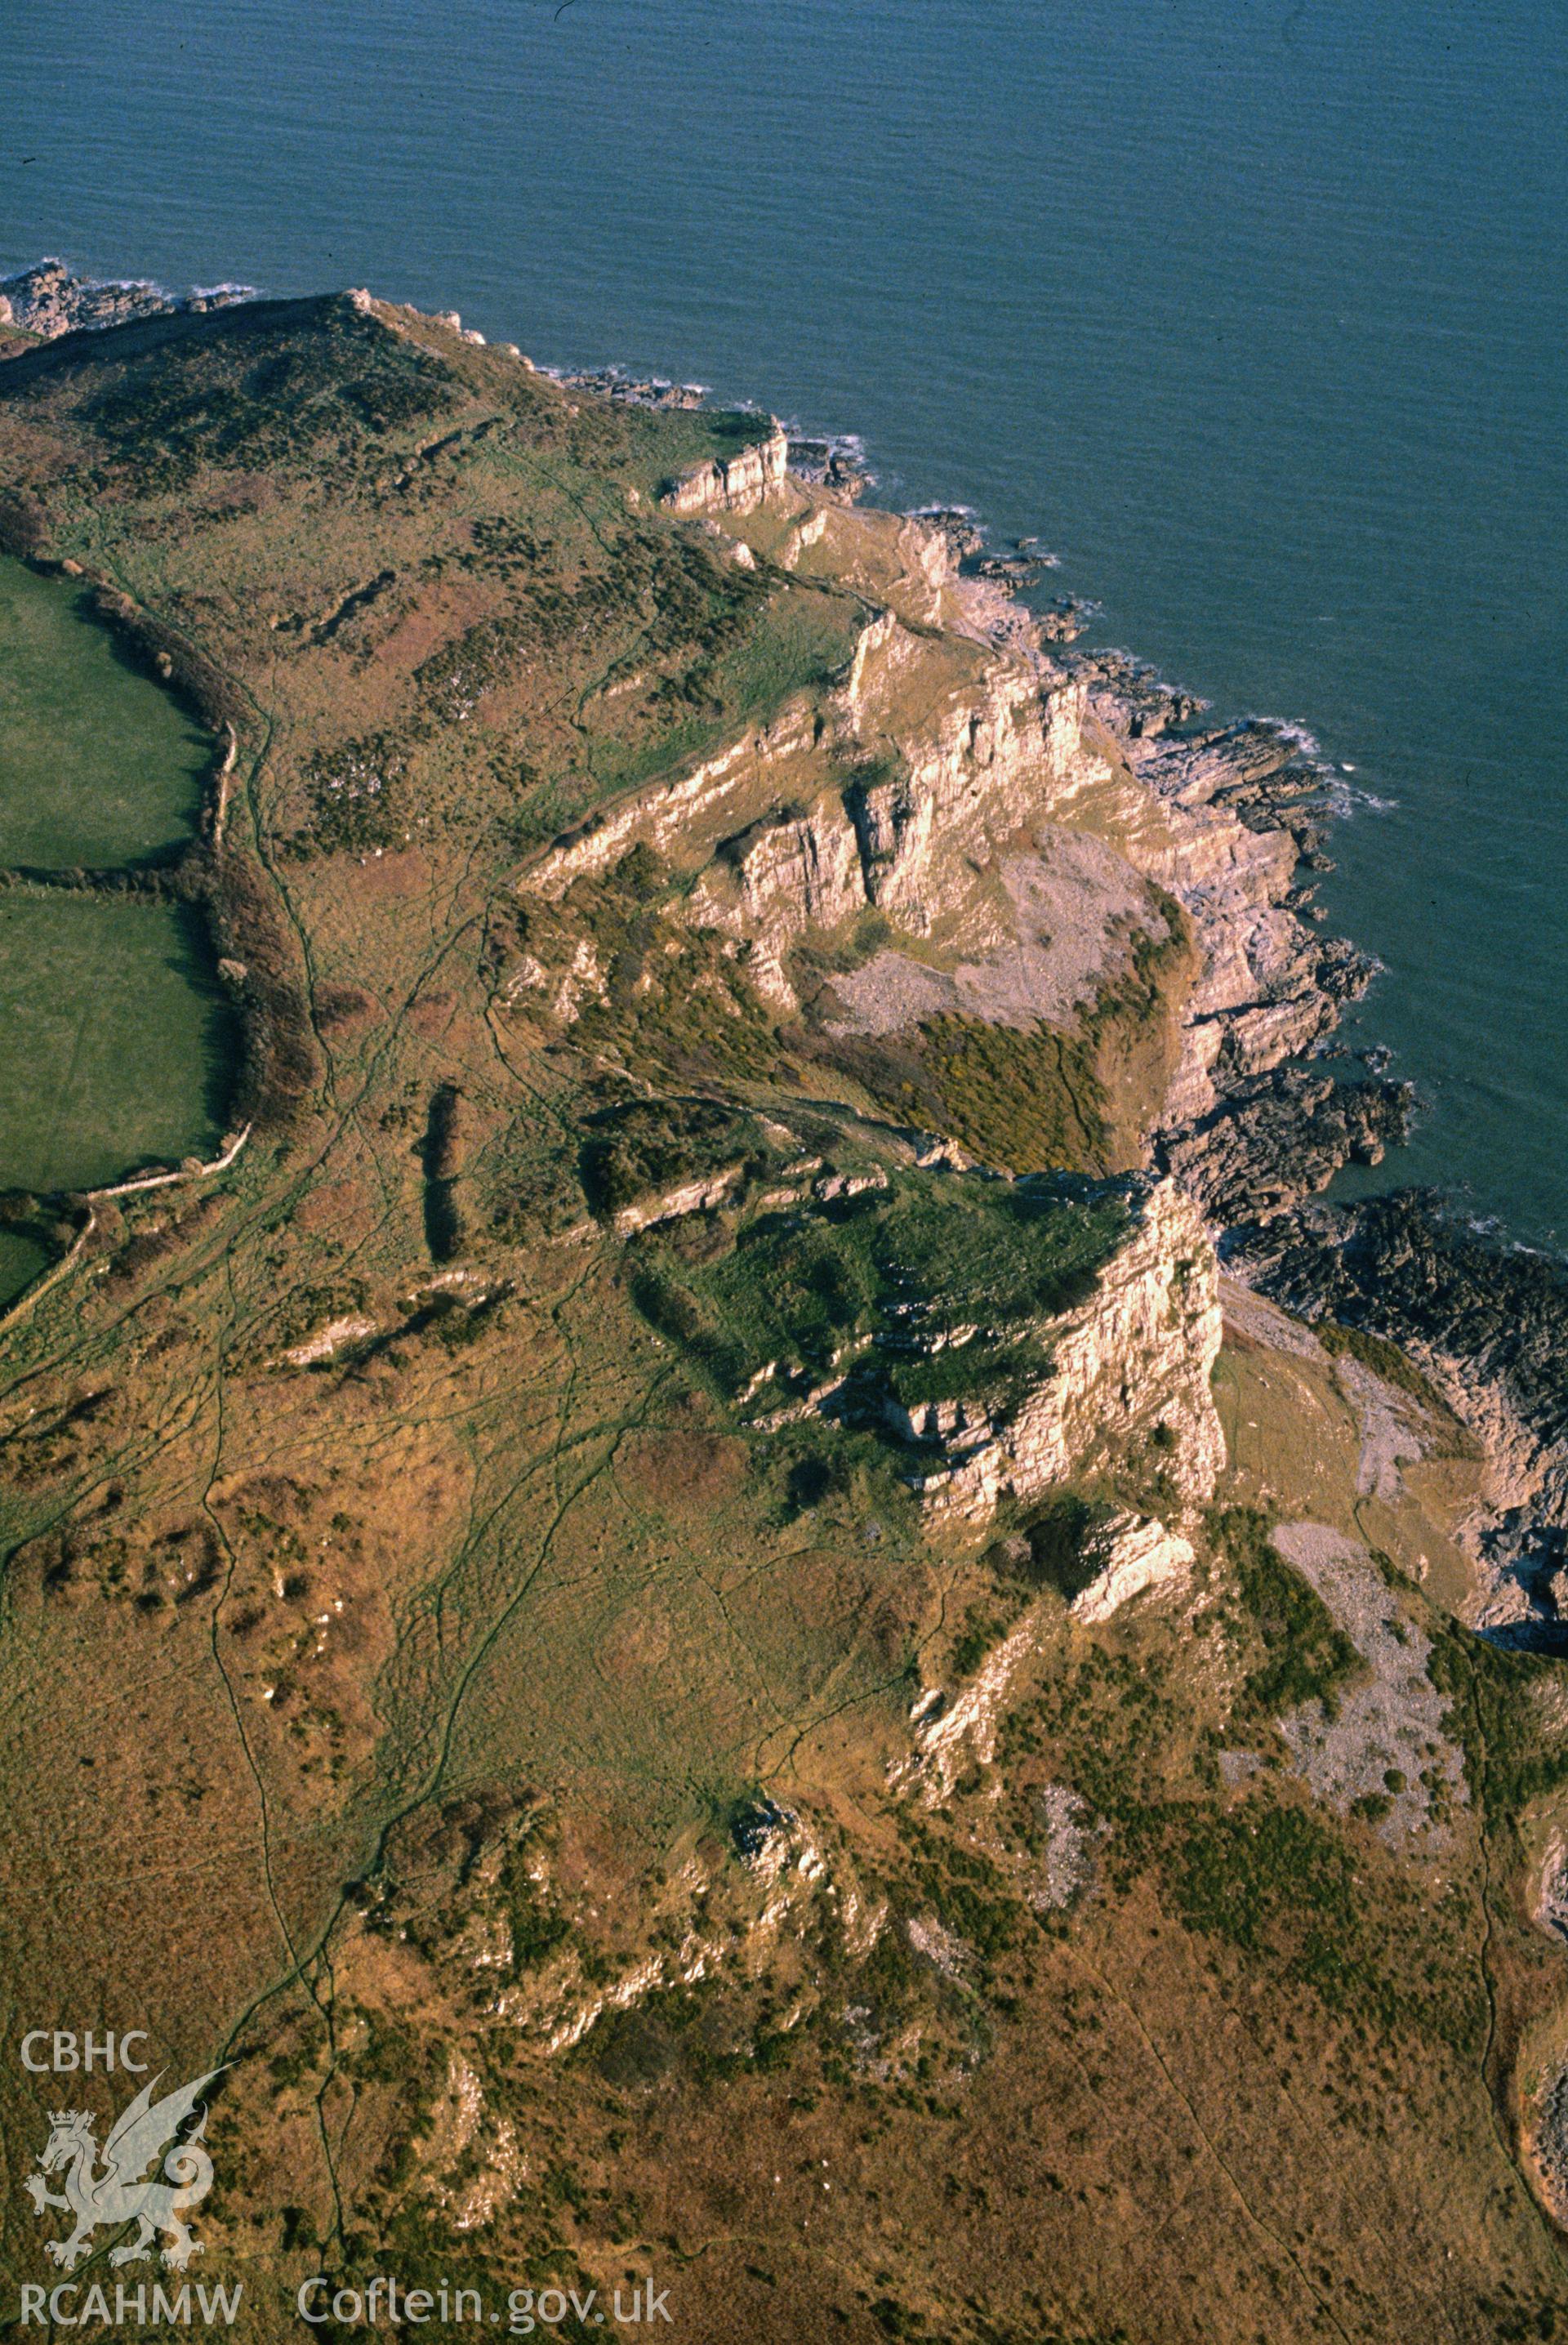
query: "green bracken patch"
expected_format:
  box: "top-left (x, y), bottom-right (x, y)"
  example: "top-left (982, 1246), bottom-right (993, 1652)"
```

top-left (501, 1850), bottom-right (572, 1973)
top-left (1005, 1492), bottom-right (1113, 1604)
top-left (1316, 1317), bottom-right (1452, 1416)
top-left (1425, 1621), bottom-right (1568, 1827)
top-left (298, 731), bottom-right (411, 857)
top-left (919, 1014), bottom-right (1111, 1175)
top-left (65, 296), bottom-right (461, 491)
top-left (822, 918), bottom-right (1192, 1180)
top-left (579, 1095), bottom-right (762, 1219)
top-left (630, 1171), bottom-right (1130, 1404)
top-left (1218, 1505), bottom-right (1362, 1724)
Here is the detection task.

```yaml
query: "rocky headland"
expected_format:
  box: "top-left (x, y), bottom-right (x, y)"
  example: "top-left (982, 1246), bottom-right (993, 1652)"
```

top-left (510, 346), bottom-right (1565, 1650)
top-left (9, 261), bottom-right (1568, 2334)
top-left (5, 261), bottom-right (1561, 1652)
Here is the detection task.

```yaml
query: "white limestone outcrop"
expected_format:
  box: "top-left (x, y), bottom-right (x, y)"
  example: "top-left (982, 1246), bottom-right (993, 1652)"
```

top-left (1069, 1512), bottom-right (1196, 1625)
top-left (658, 427), bottom-right (790, 515)
top-left (916, 1179), bottom-right (1224, 1522)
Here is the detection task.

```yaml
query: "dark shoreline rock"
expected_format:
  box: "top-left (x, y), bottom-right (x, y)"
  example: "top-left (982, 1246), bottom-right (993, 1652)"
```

top-left (1059, 644), bottom-right (1568, 1615)
top-left (1072, 649), bottom-right (1396, 1228)
top-left (559, 364), bottom-right (707, 412)
top-left (787, 435), bottom-right (870, 500)
top-left (1161, 1068), bottom-right (1414, 1225)
top-left (902, 506), bottom-right (985, 568)
top-left (0, 258), bottom-right (254, 343)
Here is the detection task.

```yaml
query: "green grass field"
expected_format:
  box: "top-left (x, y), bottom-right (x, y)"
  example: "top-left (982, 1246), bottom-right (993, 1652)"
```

top-left (0, 893), bottom-right (235, 1190)
top-left (0, 557), bottom-right (214, 867)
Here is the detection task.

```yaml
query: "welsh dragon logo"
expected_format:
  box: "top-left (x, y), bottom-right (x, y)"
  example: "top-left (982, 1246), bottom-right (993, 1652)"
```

top-left (24, 2067), bottom-right (226, 2272)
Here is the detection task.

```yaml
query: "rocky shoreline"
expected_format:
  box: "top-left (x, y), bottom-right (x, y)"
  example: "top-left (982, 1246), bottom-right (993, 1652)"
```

top-left (1232, 1193), bottom-right (1568, 1638)
top-left (1069, 647), bottom-right (1568, 1641)
top-left (0, 256), bottom-right (253, 345)
top-left (544, 386), bottom-right (1568, 1649)
top-left (1071, 651), bottom-right (1412, 1210)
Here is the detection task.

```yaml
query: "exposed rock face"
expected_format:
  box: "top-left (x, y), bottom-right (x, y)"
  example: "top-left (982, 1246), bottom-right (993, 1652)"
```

top-left (831, 839), bottom-right (1167, 1041)
top-left (658, 427), bottom-right (789, 515)
top-left (561, 366), bottom-right (707, 412)
top-left (785, 434), bottom-right (868, 500)
top-left (917, 1179), bottom-right (1224, 1522)
top-left (687, 648), bottom-right (1096, 996)
top-left (911, 507), bottom-right (986, 566)
top-left (528, 603), bottom-right (1107, 1010)
top-left (1536, 1838), bottom-right (1568, 1945)
top-left (837, 622), bottom-right (1071, 919)
top-left (282, 1313), bottom-right (379, 1367)
top-left (903, 1510), bottom-right (1194, 1799)
top-left (1530, 2065), bottom-right (1568, 2227)
top-left (519, 457), bottom-right (1388, 1233)
top-left (730, 1796), bottom-right (825, 1884)
top-left (905, 1606), bottom-right (1053, 1794)
top-left (1069, 1512), bottom-right (1196, 1625)
top-left (693, 796), bottom-right (866, 999)
top-left (612, 1169), bottom-right (741, 1235)
top-left (0, 258), bottom-right (253, 340)
top-left (1234, 1193), bottom-right (1568, 1637)
top-left (1029, 1783), bottom-right (1100, 1910)
top-left (528, 693), bottom-right (822, 898)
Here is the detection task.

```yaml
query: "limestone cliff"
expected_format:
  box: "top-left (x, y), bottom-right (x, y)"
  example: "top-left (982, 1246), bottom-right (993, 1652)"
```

top-left (657, 425), bottom-right (790, 515)
top-left (517, 468), bottom-right (1389, 1218)
top-left (683, 628), bottom-right (1098, 999)
top-left (910, 1178), bottom-right (1224, 1522)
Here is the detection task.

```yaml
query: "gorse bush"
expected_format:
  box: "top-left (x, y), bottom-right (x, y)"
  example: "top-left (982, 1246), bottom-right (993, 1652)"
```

top-left (1218, 1505), bottom-right (1362, 1723)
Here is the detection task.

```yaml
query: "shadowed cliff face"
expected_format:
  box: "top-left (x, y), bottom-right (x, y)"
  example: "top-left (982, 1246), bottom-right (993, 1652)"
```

top-left (3, 280), bottom-right (1568, 2343)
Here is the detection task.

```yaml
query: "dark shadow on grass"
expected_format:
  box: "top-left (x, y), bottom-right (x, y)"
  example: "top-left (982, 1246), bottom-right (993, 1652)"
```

top-left (167, 896), bottom-right (244, 1148)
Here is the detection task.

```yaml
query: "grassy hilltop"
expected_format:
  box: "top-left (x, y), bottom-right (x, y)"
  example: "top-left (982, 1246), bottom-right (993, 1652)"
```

top-left (2, 292), bottom-right (1568, 2343)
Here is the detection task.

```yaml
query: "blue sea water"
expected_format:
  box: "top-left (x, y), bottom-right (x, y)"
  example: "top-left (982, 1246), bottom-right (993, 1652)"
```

top-left (5, 0), bottom-right (1565, 1242)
